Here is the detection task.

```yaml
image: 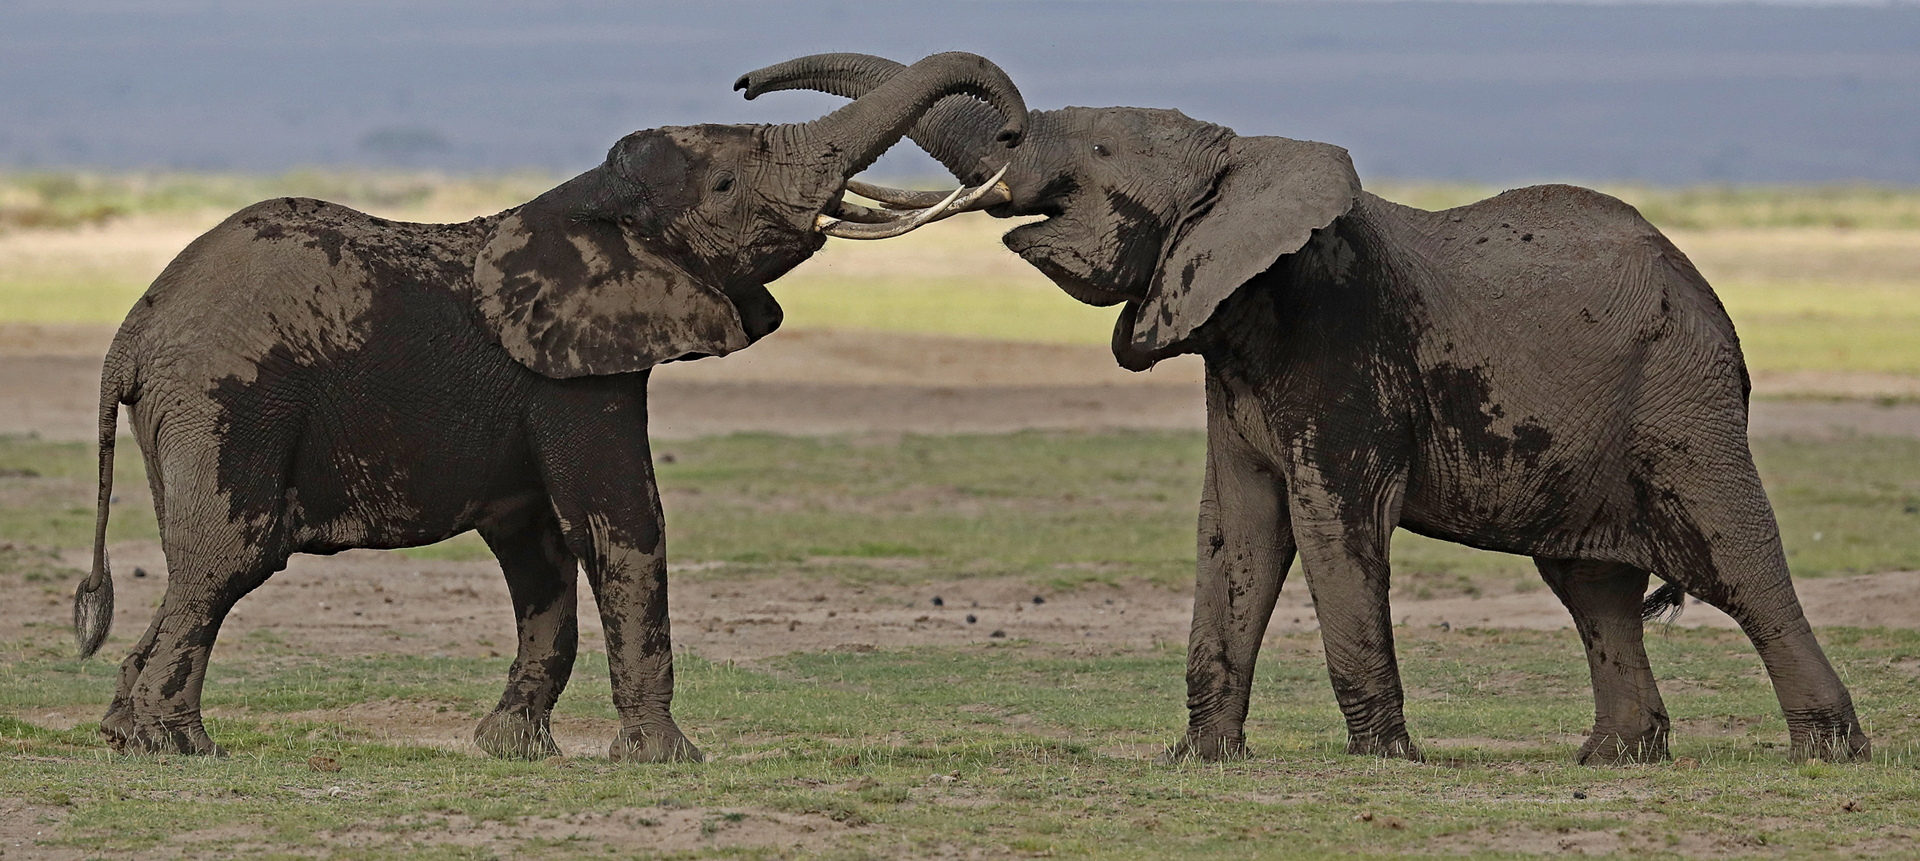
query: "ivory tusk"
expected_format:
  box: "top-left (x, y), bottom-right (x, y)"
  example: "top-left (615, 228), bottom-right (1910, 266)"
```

top-left (817, 164), bottom-right (1012, 240)
top-left (847, 168), bottom-right (1013, 211)
top-left (844, 180), bottom-right (954, 209)
top-left (828, 200), bottom-right (906, 224)
top-left (817, 182), bottom-right (968, 240)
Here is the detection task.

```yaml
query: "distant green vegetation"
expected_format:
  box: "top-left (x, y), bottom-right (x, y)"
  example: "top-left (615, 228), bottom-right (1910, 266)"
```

top-left (774, 274), bottom-right (1121, 345)
top-left (7, 431), bottom-right (1918, 592)
top-left (1370, 181), bottom-right (1920, 231)
top-left (0, 170), bottom-right (555, 231)
top-left (5, 171), bottom-right (1918, 233)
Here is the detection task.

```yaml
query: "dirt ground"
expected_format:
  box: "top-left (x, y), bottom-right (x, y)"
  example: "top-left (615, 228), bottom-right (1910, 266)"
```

top-left (5, 321), bottom-right (1920, 755)
top-left (7, 322), bottom-right (1920, 441)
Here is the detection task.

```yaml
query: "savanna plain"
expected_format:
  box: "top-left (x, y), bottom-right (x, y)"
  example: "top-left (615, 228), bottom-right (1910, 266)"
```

top-left (4, 173), bottom-right (1920, 859)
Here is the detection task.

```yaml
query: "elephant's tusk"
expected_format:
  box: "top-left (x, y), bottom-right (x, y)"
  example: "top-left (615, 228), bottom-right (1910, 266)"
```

top-left (848, 172), bottom-right (1013, 212)
top-left (817, 163), bottom-right (1009, 240)
top-left (816, 182), bottom-right (964, 239)
top-left (827, 199), bottom-right (907, 224)
top-left (845, 180), bottom-right (959, 209)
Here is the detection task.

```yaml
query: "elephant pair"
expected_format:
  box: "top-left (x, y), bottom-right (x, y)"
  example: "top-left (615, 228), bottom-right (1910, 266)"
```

top-left (77, 50), bottom-right (1869, 765)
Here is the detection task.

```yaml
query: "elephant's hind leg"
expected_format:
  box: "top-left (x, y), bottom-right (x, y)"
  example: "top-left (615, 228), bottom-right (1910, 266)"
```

top-left (104, 458), bottom-right (289, 755)
top-left (474, 508), bottom-right (578, 760)
top-left (1656, 479), bottom-right (1868, 761)
top-left (1535, 558), bottom-right (1670, 764)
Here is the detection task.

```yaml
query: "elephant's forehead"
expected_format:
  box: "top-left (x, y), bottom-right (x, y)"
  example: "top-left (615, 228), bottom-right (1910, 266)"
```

top-left (1058, 106), bottom-right (1214, 142)
top-left (648, 124), bottom-right (759, 155)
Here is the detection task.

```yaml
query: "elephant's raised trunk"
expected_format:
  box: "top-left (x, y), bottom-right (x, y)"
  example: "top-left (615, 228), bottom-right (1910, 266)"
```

top-left (773, 52), bottom-right (1022, 185)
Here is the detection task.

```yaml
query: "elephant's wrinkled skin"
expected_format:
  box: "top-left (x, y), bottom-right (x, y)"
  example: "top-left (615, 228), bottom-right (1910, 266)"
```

top-left (72, 52), bottom-right (1026, 761)
top-left (739, 53), bottom-right (1869, 764)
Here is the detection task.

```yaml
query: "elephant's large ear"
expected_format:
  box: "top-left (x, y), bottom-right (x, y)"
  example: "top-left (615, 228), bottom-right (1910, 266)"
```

top-left (1131, 136), bottom-right (1360, 353)
top-left (473, 165), bottom-right (749, 379)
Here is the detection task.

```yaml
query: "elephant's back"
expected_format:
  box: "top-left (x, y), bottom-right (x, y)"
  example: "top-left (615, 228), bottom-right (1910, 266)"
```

top-left (1373, 187), bottom-right (1742, 389)
top-left (1398, 185), bottom-right (1729, 334)
top-left (118, 199), bottom-right (493, 393)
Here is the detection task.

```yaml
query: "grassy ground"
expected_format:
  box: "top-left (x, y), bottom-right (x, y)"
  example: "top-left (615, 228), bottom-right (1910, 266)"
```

top-left (6, 431), bottom-right (1920, 595)
top-left (4, 612), bottom-right (1919, 858)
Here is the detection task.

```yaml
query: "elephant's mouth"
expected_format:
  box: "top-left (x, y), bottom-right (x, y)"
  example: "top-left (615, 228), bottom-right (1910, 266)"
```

top-left (1003, 219), bottom-right (1138, 307)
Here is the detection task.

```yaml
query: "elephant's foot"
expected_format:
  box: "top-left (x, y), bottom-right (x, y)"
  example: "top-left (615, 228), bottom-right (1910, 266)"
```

top-left (99, 706), bottom-right (226, 757)
top-left (1575, 726), bottom-right (1669, 765)
top-left (1346, 731), bottom-right (1422, 762)
top-left (609, 722), bottom-right (703, 763)
top-left (1789, 720), bottom-right (1871, 762)
top-left (475, 708), bottom-right (560, 760)
top-left (1162, 728), bottom-right (1249, 763)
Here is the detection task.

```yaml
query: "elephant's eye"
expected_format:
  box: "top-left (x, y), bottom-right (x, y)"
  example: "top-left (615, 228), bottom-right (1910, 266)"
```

top-left (1092, 143), bottom-right (1111, 158)
top-left (712, 172), bottom-right (735, 193)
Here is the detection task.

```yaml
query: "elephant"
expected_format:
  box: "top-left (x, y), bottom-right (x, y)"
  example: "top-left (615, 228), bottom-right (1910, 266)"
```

top-left (735, 53), bottom-right (1871, 764)
top-left (70, 51), bottom-right (1026, 762)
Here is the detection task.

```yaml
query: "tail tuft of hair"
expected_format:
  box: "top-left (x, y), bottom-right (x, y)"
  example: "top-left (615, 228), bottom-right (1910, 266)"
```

top-left (74, 559), bottom-right (115, 658)
top-left (1640, 581), bottom-right (1686, 625)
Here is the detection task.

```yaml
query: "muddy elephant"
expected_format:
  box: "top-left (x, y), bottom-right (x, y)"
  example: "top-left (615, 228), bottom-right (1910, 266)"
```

top-left (71, 52), bottom-right (1025, 762)
top-left (736, 53), bottom-right (1869, 764)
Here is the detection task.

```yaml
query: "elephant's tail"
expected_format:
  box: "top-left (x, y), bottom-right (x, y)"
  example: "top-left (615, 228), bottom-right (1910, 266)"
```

top-left (1640, 581), bottom-right (1686, 625)
top-left (74, 343), bottom-right (135, 658)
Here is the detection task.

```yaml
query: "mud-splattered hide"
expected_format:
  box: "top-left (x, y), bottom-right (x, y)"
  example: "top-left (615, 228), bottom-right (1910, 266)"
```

top-left (987, 108), bottom-right (1360, 365)
top-left (475, 126), bottom-right (814, 378)
top-left (737, 51), bottom-right (1872, 767)
top-left (72, 49), bottom-right (1034, 763)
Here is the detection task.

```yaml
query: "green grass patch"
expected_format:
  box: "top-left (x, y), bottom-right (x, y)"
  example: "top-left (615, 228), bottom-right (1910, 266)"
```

top-left (3, 430), bottom-right (1920, 611)
top-left (5, 424), bottom-right (1920, 858)
top-left (3, 628), bottom-right (1919, 859)
top-left (0, 264), bottom-right (154, 324)
top-left (0, 170), bottom-right (555, 232)
top-left (5, 431), bottom-right (1919, 592)
top-left (1369, 181), bottom-right (1920, 231)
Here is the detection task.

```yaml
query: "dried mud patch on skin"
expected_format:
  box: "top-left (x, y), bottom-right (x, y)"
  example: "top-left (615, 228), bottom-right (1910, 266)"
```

top-left (319, 806), bottom-right (860, 855)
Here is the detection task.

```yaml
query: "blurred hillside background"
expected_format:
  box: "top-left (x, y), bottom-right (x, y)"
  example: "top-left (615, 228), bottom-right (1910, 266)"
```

top-left (2, 0), bottom-right (1917, 183)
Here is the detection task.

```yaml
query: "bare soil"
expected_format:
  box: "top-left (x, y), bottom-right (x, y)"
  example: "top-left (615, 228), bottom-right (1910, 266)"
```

top-left (7, 322), bottom-right (1920, 441)
top-left (5, 321), bottom-right (1919, 756)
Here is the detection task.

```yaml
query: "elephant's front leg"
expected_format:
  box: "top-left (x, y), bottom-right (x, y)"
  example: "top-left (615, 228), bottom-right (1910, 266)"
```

top-left (582, 528), bottom-right (698, 763)
top-left (1289, 465), bottom-right (1419, 760)
top-left (474, 509), bottom-right (579, 760)
top-left (1169, 439), bottom-right (1293, 762)
top-left (538, 386), bottom-right (701, 764)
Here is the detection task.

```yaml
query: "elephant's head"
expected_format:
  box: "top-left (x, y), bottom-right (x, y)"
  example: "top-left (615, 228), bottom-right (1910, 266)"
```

top-left (475, 52), bottom-right (1026, 379)
top-left (736, 53), bottom-right (1359, 369)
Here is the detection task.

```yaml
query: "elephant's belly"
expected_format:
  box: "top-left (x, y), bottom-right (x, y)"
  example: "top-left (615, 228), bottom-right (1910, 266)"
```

top-left (1398, 460), bottom-right (1649, 566)
top-left (281, 406), bottom-right (543, 554)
